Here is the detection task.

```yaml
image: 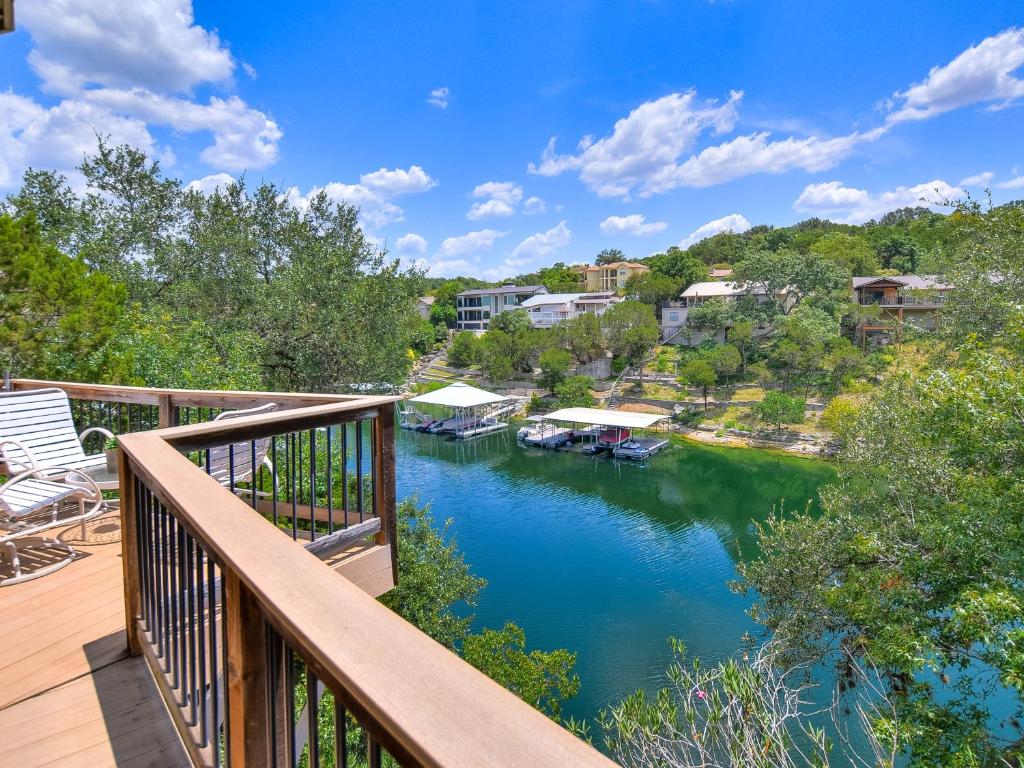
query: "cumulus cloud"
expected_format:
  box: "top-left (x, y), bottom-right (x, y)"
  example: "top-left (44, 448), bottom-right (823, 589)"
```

top-left (959, 171), bottom-right (995, 187)
top-left (523, 196), bottom-right (546, 215)
top-left (510, 221), bottom-right (571, 260)
top-left (794, 179), bottom-right (963, 224)
top-left (467, 181), bottom-right (523, 220)
top-left (186, 172), bottom-right (237, 195)
top-left (395, 233), bottom-right (429, 255)
top-left (600, 213), bottom-right (668, 237)
top-left (284, 166), bottom-right (437, 229)
top-left (437, 229), bottom-right (508, 259)
top-left (427, 86), bottom-right (450, 109)
top-left (996, 175), bottom-right (1024, 189)
top-left (528, 90), bottom-right (742, 197)
top-left (0, 0), bottom-right (283, 187)
top-left (886, 28), bottom-right (1024, 124)
top-left (678, 213), bottom-right (751, 248)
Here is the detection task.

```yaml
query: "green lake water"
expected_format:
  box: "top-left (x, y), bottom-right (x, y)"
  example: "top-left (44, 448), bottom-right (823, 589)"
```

top-left (395, 427), bottom-right (836, 724)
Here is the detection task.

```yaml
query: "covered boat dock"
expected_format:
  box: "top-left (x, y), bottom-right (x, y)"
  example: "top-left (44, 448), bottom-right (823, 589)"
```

top-left (400, 382), bottom-right (520, 438)
top-left (518, 407), bottom-right (669, 460)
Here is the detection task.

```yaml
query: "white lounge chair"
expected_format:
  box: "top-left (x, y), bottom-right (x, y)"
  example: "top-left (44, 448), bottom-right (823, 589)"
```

top-left (0, 388), bottom-right (115, 478)
top-left (0, 467), bottom-right (103, 585)
top-left (205, 403), bottom-right (279, 497)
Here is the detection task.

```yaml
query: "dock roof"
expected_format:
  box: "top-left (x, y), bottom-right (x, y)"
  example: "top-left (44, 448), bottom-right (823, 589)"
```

top-left (542, 407), bottom-right (667, 429)
top-left (408, 381), bottom-right (509, 408)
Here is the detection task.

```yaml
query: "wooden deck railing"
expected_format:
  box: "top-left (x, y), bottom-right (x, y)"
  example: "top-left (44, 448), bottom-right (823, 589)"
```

top-left (10, 380), bottom-right (613, 768)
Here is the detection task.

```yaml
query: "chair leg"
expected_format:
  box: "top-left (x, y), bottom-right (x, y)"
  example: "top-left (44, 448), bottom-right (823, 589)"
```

top-left (0, 537), bottom-right (76, 586)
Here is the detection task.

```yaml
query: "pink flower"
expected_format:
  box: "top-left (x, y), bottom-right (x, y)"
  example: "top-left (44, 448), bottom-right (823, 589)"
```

top-left (696, 690), bottom-right (707, 701)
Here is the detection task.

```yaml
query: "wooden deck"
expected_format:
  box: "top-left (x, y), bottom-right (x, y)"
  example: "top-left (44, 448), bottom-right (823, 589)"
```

top-left (0, 511), bottom-right (395, 767)
top-left (0, 512), bottom-right (190, 767)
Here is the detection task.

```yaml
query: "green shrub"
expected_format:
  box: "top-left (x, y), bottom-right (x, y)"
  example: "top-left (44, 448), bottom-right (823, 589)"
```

top-left (753, 391), bottom-right (805, 428)
top-left (554, 376), bottom-right (595, 408)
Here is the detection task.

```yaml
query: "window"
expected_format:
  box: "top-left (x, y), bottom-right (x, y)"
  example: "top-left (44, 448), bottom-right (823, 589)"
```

top-left (669, 312), bottom-right (680, 322)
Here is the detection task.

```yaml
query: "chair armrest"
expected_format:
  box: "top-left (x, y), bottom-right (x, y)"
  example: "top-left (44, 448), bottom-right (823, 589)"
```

top-left (79, 426), bottom-right (116, 446)
top-left (0, 438), bottom-right (39, 471)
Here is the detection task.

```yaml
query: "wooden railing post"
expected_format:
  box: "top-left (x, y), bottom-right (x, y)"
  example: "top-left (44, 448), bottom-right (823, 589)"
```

top-left (158, 394), bottom-right (176, 428)
top-left (224, 570), bottom-right (272, 768)
top-left (373, 405), bottom-right (398, 584)
top-left (118, 450), bottom-right (143, 656)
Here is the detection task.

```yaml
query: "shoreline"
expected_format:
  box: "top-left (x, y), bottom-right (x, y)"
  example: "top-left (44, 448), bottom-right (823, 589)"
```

top-left (671, 425), bottom-right (837, 459)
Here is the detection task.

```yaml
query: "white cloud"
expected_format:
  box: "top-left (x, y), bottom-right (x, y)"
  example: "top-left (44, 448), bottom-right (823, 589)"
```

top-left (0, 92), bottom-right (158, 187)
top-left (669, 129), bottom-right (882, 188)
top-left (20, 0), bottom-right (235, 94)
top-left (437, 229), bottom-right (508, 259)
top-left (466, 181), bottom-right (523, 220)
top-left (678, 213), bottom-right (751, 248)
top-left (996, 175), bottom-right (1024, 190)
top-left (886, 28), bottom-right (1024, 124)
top-left (528, 90), bottom-right (742, 198)
top-left (794, 179), bottom-right (963, 224)
top-left (186, 172), bottom-right (236, 194)
top-left (523, 196), bottom-right (546, 215)
top-left (427, 86), bottom-right (450, 109)
top-left (0, 0), bottom-right (283, 185)
top-left (284, 166), bottom-right (438, 229)
top-left (395, 233), bottom-right (428, 255)
top-left (510, 221), bottom-right (571, 260)
top-left (600, 213), bottom-right (668, 237)
top-left (959, 171), bottom-right (995, 187)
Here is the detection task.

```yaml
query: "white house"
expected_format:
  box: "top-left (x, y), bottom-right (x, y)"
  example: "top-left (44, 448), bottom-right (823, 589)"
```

top-left (520, 292), bottom-right (621, 329)
top-left (455, 285), bottom-right (548, 330)
top-left (661, 281), bottom-right (786, 344)
top-left (416, 296), bottom-right (435, 320)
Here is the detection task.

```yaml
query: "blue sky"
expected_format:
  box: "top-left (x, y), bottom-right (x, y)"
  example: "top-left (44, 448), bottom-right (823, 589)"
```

top-left (1, 1), bottom-right (1023, 279)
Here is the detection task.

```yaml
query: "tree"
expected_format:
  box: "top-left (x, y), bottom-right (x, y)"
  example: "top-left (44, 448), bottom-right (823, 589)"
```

top-left (557, 313), bottom-right (605, 364)
top-left (726, 320), bottom-right (754, 374)
top-left (601, 301), bottom-right (660, 385)
top-left (678, 359), bottom-right (716, 410)
top-left (822, 338), bottom-right (864, 392)
top-left (623, 271), bottom-right (680, 309)
top-left (0, 214), bottom-right (125, 380)
top-left (874, 232), bottom-right (921, 273)
top-left (686, 231), bottom-right (747, 266)
top-left (537, 262), bottom-right (582, 293)
top-left (753, 391), bottom-right (805, 428)
top-left (810, 232), bottom-right (880, 276)
top-left (685, 297), bottom-right (732, 336)
top-left (489, 308), bottom-right (531, 335)
top-left (818, 395), bottom-right (858, 434)
top-left (734, 247), bottom-right (849, 317)
top-left (645, 246), bottom-right (708, 288)
top-left (596, 248), bottom-right (625, 265)
top-left (448, 331), bottom-right (479, 368)
top-left (429, 301), bottom-right (457, 328)
top-left (554, 376), bottom-right (595, 407)
top-left (706, 344), bottom-right (741, 384)
top-left (463, 623), bottom-right (580, 721)
top-left (538, 348), bottom-right (572, 393)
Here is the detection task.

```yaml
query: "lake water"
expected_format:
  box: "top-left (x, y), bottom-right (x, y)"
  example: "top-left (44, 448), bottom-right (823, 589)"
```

top-left (395, 427), bottom-right (836, 724)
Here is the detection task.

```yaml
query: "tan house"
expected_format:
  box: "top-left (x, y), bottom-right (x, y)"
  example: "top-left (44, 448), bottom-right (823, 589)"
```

top-left (853, 274), bottom-right (951, 347)
top-left (416, 295), bottom-right (435, 320)
top-left (574, 261), bottom-right (649, 292)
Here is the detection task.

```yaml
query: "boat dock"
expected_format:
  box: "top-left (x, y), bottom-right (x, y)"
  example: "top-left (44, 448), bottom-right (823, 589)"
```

top-left (517, 407), bottom-right (669, 461)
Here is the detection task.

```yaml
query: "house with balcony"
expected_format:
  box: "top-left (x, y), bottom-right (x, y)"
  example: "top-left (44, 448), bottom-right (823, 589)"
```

top-left (853, 274), bottom-right (951, 346)
top-left (0, 378), bottom-right (613, 768)
top-left (660, 280), bottom-right (787, 344)
top-left (520, 291), bottom-right (620, 328)
top-left (455, 284), bottom-right (547, 330)
top-left (574, 262), bottom-right (649, 292)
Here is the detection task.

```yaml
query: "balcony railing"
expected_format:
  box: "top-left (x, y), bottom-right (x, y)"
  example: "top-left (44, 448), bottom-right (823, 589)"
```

top-left (857, 293), bottom-right (946, 307)
top-left (8, 379), bottom-right (611, 768)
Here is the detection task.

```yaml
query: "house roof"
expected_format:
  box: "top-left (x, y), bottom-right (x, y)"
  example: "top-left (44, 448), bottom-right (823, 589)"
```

top-left (710, 268), bottom-right (734, 278)
top-left (680, 281), bottom-right (760, 298)
top-left (520, 292), bottom-right (618, 308)
top-left (457, 285), bottom-right (547, 297)
top-left (408, 382), bottom-right (509, 408)
top-left (852, 274), bottom-right (951, 290)
top-left (418, 296), bottom-right (436, 305)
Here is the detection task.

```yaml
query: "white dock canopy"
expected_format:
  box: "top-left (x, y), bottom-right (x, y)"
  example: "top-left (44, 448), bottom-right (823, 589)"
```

top-left (408, 382), bottom-right (509, 408)
top-left (542, 407), bottom-right (667, 428)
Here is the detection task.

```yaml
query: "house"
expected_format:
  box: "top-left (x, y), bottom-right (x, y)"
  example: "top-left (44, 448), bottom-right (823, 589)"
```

top-left (710, 267), bottom-right (734, 279)
top-left (455, 284), bottom-right (548, 330)
top-left (574, 261), bottom-right (649, 292)
top-left (416, 295), bottom-right (435, 320)
top-left (852, 274), bottom-right (951, 346)
top-left (660, 281), bottom-right (785, 344)
top-left (520, 291), bottom-right (621, 328)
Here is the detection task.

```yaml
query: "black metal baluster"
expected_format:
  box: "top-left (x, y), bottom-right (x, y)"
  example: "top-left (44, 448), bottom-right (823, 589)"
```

top-left (341, 425), bottom-right (349, 529)
top-left (368, 738), bottom-right (382, 768)
top-left (286, 647), bottom-right (297, 768)
top-left (159, 501), bottom-right (170, 664)
top-left (308, 429), bottom-right (316, 542)
top-left (271, 436), bottom-right (279, 527)
top-left (267, 626), bottom-right (279, 766)
top-left (170, 516), bottom-right (181, 693)
top-left (355, 421), bottom-right (363, 523)
top-left (371, 418), bottom-right (378, 519)
top-left (250, 440), bottom-right (258, 510)
top-left (290, 433), bottom-right (298, 540)
top-left (208, 555), bottom-right (220, 767)
top-left (326, 426), bottom-right (333, 535)
top-left (307, 667), bottom-right (319, 767)
top-left (335, 701), bottom-right (348, 768)
top-left (186, 535), bottom-right (198, 726)
top-left (197, 546), bottom-right (208, 748)
top-left (228, 444), bottom-right (236, 495)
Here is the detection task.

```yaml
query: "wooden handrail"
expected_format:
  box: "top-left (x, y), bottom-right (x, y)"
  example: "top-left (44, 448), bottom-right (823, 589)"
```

top-left (119, 407), bottom-right (612, 767)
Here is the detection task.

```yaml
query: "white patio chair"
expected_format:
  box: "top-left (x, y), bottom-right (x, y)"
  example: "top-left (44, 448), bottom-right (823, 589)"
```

top-left (205, 403), bottom-right (279, 498)
top-left (0, 467), bottom-right (103, 585)
top-left (0, 388), bottom-right (115, 478)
